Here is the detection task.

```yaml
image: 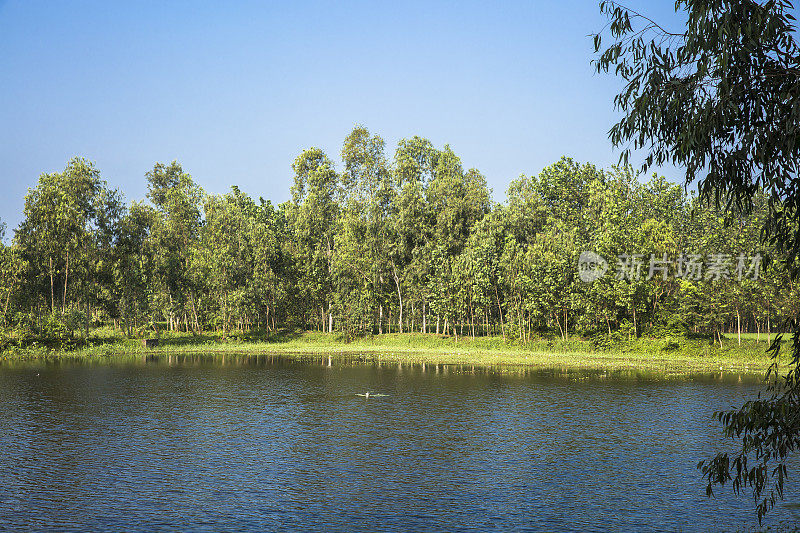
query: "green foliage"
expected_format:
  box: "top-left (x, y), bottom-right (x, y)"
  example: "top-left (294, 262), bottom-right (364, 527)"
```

top-left (1, 133), bottom-right (793, 414)
top-left (146, 161), bottom-right (204, 332)
top-left (41, 313), bottom-right (71, 343)
top-left (594, 0), bottom-right (800, 521)
top-left (0, 330), bottom-right (10, 352)
top-left (193, 187), bottom-right (283, 333)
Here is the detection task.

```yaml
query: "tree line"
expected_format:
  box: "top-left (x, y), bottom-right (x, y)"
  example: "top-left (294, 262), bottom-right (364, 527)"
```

top-left (0, 125), bottom-right (795, 344)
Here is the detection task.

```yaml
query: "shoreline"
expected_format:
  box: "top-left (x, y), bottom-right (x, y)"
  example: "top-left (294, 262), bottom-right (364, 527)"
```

top-left (0, 331), bottom-right (783, 376)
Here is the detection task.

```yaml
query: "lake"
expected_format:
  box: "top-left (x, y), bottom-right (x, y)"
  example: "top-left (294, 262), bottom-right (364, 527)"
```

top-left (0, 355), bottom-right (796, 532)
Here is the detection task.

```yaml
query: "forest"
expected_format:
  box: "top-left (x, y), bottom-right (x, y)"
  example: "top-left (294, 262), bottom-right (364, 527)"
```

top-left (0, 125), bottom-right (794, 349)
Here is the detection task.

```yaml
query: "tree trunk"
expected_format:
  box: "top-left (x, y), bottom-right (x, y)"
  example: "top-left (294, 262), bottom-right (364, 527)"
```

top-left (85, 297), bottom-right (90, 338)
top-left (470, 304), bottom-right (475, 339)
top-left (3, 278), bottom-right (15, 322)
top-left (767, 313), bottom-right (771, 345)
top-left (190, 292), bottom-right (200, 334)
top-left (49, 256), bottom-right (55, 314)
top-left (528, 311), bottom-right (532, 342)
top-left (737, 307), bottom-right (741, 346)
top-left (63, 250), bottom-right (69, 313)
top-left (393, 268), bottom-right (403, 334)
top-left (553, 311), bottom-right (564, 340)
top-left (494, 286), bottom-right (505, 342)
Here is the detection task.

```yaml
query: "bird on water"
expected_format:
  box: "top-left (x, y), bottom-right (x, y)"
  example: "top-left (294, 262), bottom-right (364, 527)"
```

top-left (356, 392), bottom-right (387, 398)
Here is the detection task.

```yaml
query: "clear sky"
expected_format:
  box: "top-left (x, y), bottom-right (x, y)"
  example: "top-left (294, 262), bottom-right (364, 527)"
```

top-left (0, 0), bottom-right (684, 236)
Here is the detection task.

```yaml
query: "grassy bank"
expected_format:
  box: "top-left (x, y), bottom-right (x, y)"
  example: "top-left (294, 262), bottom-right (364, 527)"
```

top-left (0, 327), bottom-right (786, 375)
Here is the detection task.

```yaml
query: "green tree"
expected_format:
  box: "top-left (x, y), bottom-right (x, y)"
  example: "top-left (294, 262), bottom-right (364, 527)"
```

top-left (146, 161), bottom-right (203, 332)
top-left (459, 210), bottom-right (507, 338)
top-left (192, 187), bottom-right (283, 334)
top-left (595, 0), bottom-right (800, 520)
top-left (0, 220), bottom-right (25, 325)
top-left (425, 146), bottom-right (490, 335)
top-left (113, 202), bottom-right (156, 336)
top-left (16, 158), bottom-right (112, 318)
top-left (287, 148), bottom-right (339, 332)
top-left (336, 126), bottom-right (395, 334)
top-left (393, 136), bottom-right (437, 333)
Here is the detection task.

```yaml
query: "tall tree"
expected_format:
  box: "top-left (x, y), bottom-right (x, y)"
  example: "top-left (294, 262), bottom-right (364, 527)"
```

top-left (0, 220), bottom-right (25, 325)
top-left (595, 0), bottom-right (800, 520)
top-left (16, 158), bottom-right (111, 316)
top-left (146, 161), bottom-right (203, 332)
top-left (393, 136), bottom-right (437, 333)
top-left (426, 146), bottom-right (490, 333)
top-left (113, 202), bottom-right (156, 336)
top-left (337, 126), bottom-right (395, 333)
top-left (193, 187), bottom-right (283, 334)
top-left (288, 148), bottom-right (340, 332)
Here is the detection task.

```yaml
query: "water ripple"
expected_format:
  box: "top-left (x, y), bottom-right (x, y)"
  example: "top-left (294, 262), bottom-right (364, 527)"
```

top-left (0, 358), bottom-right (794, 531)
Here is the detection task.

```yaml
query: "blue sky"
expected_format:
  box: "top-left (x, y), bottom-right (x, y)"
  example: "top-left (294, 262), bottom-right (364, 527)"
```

top-left (0, 1), bottom-right (684, 235)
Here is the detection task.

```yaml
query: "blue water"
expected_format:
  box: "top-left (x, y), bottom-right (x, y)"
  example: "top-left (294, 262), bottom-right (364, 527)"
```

top-left (0, 355), bottom-right (796, 532)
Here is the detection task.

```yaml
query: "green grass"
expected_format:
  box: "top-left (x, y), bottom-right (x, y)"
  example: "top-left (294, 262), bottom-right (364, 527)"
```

top-left (0, 327), bottom-right (787, 376)
top-left (724, 332), bottom-right (786, 341)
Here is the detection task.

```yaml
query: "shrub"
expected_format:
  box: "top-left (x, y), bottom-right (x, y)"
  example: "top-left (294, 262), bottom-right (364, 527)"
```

top-left (0, 331), bottom-right (11, 352)
top-left (63, 309), bottom-right (86, 334)
top-left (41, 313), bottom-right (70, 343)
top-left (660, 338), bottom-right (681, 352)
top-left (12, 322), bottom-right (36, 347)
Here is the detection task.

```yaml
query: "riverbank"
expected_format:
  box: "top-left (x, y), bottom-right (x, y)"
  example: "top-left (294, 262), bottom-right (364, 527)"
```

top-left (0, 329), bottom-right (785, 375)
